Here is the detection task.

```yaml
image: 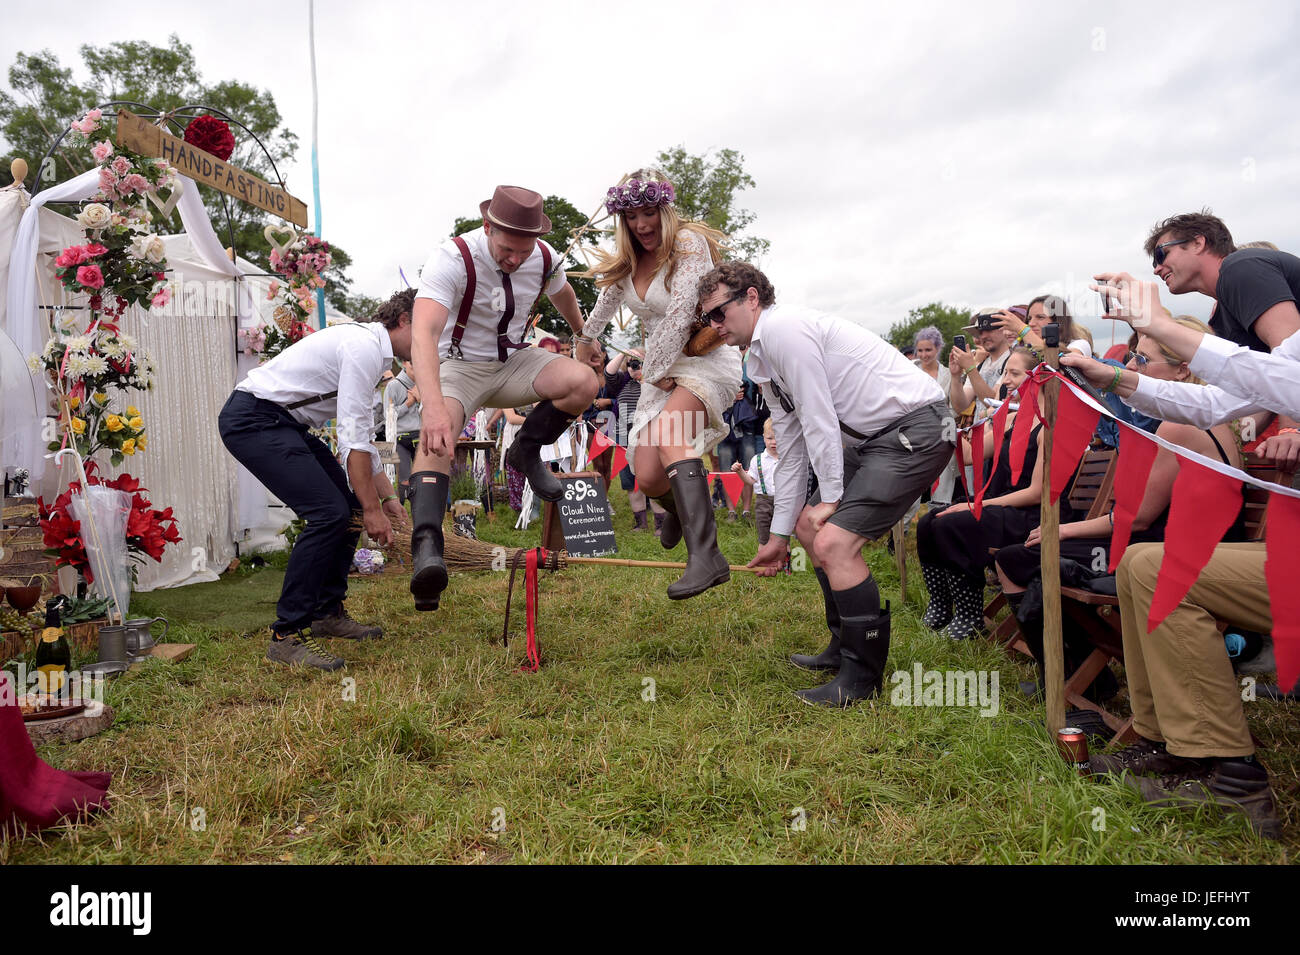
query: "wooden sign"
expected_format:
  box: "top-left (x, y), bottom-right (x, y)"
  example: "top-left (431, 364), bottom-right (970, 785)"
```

top-left (540, 472), bottom-right (616, 557)
top-left (115, 109), bottom-right (308, 227)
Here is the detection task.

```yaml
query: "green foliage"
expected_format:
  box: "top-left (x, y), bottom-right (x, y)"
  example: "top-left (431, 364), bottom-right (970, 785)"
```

top-left (656, 145), bottom-right (770, 263)
top-left (886, 302), bottom-right (973, 359)
top-left (0, 35), bottom-right (363, 315)
top-left (451, 195), bottom-right (600, 338)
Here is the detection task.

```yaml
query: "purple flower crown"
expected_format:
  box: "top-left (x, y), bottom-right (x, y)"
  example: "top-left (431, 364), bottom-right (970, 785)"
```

top-left (605, 178), bottom-right (676, 215)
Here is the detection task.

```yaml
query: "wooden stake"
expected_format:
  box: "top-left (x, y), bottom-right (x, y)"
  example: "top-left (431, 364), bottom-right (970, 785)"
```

top-left (564, 556), bottom-right (764, 573)
top-left (1040, 355), bottom-right (1067, 735)
top-left (892, 519), bottom-right (907, 603)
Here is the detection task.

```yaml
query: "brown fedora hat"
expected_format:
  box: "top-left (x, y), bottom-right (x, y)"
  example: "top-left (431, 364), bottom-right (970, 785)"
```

top-left (479, 185), bottom-right (552, 236)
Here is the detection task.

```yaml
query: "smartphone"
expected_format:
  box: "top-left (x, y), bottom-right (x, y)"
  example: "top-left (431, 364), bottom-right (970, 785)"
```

top-left (953, 334), bottom-right (967, 352)
top-left (1098, 284), bottom-right (1115, 317)
top-left (1042, 323), bottom-right (1060, 348)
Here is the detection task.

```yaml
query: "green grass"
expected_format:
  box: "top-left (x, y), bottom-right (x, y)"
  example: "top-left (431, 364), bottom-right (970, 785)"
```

top-left (3, 490), bottom-right (1296, 863)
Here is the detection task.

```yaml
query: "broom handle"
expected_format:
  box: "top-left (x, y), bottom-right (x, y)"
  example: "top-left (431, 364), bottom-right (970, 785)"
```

top-left (563, 556), bottom-right (764, 573)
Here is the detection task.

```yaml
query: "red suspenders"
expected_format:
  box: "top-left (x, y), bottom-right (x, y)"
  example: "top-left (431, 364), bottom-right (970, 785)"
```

top-left (447, 236), bottom-right (553, 361)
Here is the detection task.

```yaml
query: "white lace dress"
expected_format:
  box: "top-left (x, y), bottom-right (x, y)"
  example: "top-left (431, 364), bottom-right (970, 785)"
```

top-left (583, 230), bottom-right (743, 473)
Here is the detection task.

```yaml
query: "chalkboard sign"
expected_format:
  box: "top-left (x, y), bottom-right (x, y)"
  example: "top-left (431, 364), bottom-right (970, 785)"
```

top-left (542, 472), bottom-right (616, 557)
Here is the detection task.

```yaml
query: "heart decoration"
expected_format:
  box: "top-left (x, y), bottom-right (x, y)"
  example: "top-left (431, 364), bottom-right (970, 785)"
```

top-left (146, 178), bottom-right (184, 219)
top-left (263, 224), bottom-right (298, 256)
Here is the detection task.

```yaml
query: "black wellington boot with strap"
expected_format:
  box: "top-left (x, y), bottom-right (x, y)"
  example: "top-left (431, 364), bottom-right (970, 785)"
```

top-left (506, 400), bottom-right (576, 502)
top-left (408, 471), bottom-right (449, 611)
top-left (664, 458), bottom-right (730, 600)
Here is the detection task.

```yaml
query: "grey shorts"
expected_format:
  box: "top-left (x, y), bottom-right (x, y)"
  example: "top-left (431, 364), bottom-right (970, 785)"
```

top-left (439, 347), bottom-right (562, 419)
top-left (809, 401), bottom-right (955, 542)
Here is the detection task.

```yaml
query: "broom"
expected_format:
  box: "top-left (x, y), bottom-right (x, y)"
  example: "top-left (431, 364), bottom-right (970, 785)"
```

top-left (357, 519), bottom-right (765, 574)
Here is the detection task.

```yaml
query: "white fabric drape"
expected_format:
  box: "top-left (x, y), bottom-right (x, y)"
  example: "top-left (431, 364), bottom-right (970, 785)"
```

top-left (0, 171), bottom-right (291, 591)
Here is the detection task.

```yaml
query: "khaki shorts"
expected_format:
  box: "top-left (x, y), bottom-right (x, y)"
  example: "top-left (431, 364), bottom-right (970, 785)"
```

top-left (439, 347), bottom-right (562, 419)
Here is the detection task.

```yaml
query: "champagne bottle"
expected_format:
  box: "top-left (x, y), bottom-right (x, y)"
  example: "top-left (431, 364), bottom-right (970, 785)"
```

top-left (34, 603), bottom-right (71, 697)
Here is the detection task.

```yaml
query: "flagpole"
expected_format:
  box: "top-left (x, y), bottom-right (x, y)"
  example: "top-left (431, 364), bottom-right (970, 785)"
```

top-left (308, 0), bottom-right (326, 327)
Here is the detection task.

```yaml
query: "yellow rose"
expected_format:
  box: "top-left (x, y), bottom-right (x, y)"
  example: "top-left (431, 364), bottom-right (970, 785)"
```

top-left (70, 417), bottom-right (86, 435)
top-left (68, 395), bottom-right (81, 410)
top-left (128, 416), bottom-right (143, 430)
top-left (105, 414), bottom-right (124, 432)
top-left (126, 406), bottom-right (140, 417)
top-left (136, 434), bottom-right (147, 450)
top-left (121, 438), bottom-right (136, 456)
top-left (93, 392), bottom-right (108, 405)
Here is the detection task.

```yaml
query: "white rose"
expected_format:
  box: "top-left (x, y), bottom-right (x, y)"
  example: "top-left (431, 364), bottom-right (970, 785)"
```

top-left (129, 233), bottom-right (166, 264)
top-left (75, 202), bottom-right (112, 231)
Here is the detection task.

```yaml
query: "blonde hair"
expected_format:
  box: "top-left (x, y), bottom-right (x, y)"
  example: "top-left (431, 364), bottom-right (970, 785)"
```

top-left (762, 418), bottom-right (775, 438)
top-left (585, 169), bottom-right (726, 290)
top-left (1143, 316), bottom-right (1213, 385)
top-left (1239, 240), bottom-right (1278, 250)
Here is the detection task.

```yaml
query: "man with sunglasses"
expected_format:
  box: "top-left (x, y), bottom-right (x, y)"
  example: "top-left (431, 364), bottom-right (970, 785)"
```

top-left (697, 262), bottom-right (954, 707)
top-left (1084, 211), bottom-right (1300, 471)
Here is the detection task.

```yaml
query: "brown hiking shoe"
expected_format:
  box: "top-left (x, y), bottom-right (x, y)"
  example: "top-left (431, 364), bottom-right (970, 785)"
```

top-left (1136, 758), bottom-right (1282, 840)
top-left (1089, 737), bottom-right (1201, 778)
top-left (311, 604), bottom-right (382, 640)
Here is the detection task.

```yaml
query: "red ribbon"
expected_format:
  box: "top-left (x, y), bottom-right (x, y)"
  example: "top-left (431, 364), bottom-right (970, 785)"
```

top-left (1009, 372), bottom-right (1046, 486)
top-left (1109, 423), bottom-right (1160, 572)
top-left (520, 547), bottom-right (542, 672)
top-left (972, 398), bottom-right (1011, 519)
top-left (1265, 495), bottom-right (1300, 693)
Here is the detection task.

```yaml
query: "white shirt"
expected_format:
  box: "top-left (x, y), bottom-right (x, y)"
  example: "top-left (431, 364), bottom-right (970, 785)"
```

top-left (747, 449), bottom-right (780, 496)
top-left (1183, 328), bottom-right (1300, 421)
top-left (1121, 332), bottom-right (1300, 428)
top-left (238, 322), bottom-right (393, 472)
top-left (744, 304), bottom-right (946, 537)
top-left (415, 227), bottom-right (566, 362)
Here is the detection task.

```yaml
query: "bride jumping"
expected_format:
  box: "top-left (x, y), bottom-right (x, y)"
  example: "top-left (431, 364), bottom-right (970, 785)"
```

top-left (576, 169), bottom-right (742, 599)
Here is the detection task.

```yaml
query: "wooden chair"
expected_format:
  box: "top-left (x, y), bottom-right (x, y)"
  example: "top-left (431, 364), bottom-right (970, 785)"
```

top-left (981, 448), bottom-right (1118, 657)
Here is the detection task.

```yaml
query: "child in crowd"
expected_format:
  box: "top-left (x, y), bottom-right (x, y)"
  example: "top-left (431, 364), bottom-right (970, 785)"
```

top-left (733, 418), bottom-right (780, 545)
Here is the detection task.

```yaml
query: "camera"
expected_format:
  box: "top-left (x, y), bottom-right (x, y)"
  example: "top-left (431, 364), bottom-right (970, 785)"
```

top-left (628, 359), bottom-right (642, 370)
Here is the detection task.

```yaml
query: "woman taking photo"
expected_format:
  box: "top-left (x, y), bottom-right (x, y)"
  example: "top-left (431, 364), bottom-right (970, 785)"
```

top-left (577, 170), bottom-right (742, 599)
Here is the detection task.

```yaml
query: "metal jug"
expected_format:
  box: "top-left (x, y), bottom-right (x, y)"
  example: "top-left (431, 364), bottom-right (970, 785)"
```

top-left (123, 616), bottom-right (168, 660)
top-left (97, 624), bottom-right (129, 664)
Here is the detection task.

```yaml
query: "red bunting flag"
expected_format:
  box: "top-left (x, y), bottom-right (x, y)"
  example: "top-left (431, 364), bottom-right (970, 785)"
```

top-left (1049, 383), bottom-right (1101, 504)
top-left (709, 471), bottom-right (744, 509)
top-left (589, 427), bottom-right (614, 460)
top-left (1008, 375), bottom-right (1042, 485)
top-left (610, 445), bottom-right (627, 481)
top-left (1147, 464), bottom-right (1243, 633)
top-left (1109, 424), bottom-right (1160, 571)
top-left (1265, 494), bottom-right (1300, 693)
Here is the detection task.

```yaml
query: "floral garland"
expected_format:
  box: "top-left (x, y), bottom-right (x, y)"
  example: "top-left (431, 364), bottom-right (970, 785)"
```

top-left (604, 178), bottom-right (676, 215)
top-left (38, 463), bottom-right (182, 585)
top-left (32, 109), bottom-right (184, 578)
top-left (241, 233), bottom-right (332, 362)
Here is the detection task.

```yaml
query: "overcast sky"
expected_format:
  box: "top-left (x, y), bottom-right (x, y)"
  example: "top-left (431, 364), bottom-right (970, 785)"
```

top-left (6, 0), bottom-right (1298, 350)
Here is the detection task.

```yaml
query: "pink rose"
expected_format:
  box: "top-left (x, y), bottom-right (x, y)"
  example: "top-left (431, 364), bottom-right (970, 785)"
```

top-left (122, 174), bottom-right (150, 195)
top-left (83, 243), bottom-right (108, 258)
top-left (98, 168), bottom-right (118, 200)
top-left (111, 157), bottom-right (131, 177)
top-left (55, 247), bottom-right (83, 268)
top-left (150, 287), bottom-right (171, 310)
top-left (76, 264), bottom-right (105, 289)
top-left (266, 280), bottom-right (280, 299)
top-left (90, 140), bottom-right (114, 163)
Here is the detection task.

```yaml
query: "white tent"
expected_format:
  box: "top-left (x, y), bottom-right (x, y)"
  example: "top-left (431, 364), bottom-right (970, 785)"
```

top-left (1, 175), bottom-right (303, 591)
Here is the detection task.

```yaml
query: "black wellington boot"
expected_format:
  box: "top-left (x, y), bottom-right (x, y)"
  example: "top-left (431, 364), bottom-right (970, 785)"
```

top-left (797, 597), bottom-right (891, 708)
top-left (408, 471), bottom-right (449, 611)
top-left (947, 573), bottom-right (986, 641)
top-left (791, 567), bottom-right (842, 671)
top-left (664, 458), bottom-right (730, 599)
top-left (506, 400), bottom-right (576, 502)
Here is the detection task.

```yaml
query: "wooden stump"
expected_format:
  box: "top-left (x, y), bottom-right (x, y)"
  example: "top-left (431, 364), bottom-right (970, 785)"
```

top-left (26, 703), bottom-right (116, 745)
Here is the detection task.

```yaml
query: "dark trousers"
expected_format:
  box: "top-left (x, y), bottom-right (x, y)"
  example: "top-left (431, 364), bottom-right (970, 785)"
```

top-left (218, 390), bottom-right (361, 633)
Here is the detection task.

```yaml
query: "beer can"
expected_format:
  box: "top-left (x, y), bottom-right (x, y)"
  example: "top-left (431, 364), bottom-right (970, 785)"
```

top-left (1058, 727), bottom-right (1091, 776)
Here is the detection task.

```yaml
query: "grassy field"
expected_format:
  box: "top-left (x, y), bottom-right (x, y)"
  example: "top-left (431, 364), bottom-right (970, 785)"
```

top-left (3, 488), bottom-right (1296, 864)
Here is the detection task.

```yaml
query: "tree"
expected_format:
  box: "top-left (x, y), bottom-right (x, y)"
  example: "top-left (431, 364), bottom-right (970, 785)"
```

top-left (450, 195), bottom-right (600, 337)
top-left (655, 146), bottom-right (769, 263)
top-left (0, 36), bottom-right (362, 316)
top-left (886, 302), bottom-right (972, 359)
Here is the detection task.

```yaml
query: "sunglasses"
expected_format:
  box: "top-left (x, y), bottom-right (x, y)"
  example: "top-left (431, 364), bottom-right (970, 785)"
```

top-left (1152, 237), bottom-right (1193, 268)
top-left (704, 290), bottom-right (747, 325)
top-left (1127, 352), bottom-right (1179, 368)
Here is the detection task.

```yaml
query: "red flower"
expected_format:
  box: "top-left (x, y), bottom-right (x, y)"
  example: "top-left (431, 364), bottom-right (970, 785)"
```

top-left (183, 115), bottom-right (235, 161)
